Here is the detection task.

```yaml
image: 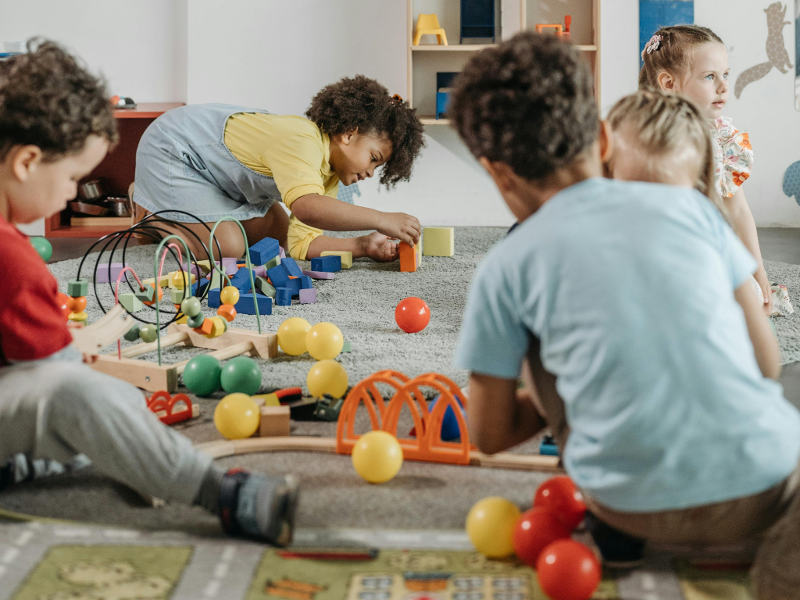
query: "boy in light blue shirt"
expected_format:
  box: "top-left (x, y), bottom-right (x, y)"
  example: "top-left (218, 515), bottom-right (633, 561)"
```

top-left (449, 32), bottom-right (800, 599)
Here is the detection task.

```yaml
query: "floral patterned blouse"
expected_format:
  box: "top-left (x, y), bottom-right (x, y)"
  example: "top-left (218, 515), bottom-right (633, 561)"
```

top-left (711, 116), bottom-right (753, 199)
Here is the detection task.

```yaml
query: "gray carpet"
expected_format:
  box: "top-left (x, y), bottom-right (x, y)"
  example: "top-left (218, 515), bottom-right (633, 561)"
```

top-left (5, 226), bottom-right (559, 534)
top-left (4, 229), bottom-right (799, 534)
top-left (765, 260), bottom-right (800, 365)
top-left (45, 228), bottom-right (506, 390)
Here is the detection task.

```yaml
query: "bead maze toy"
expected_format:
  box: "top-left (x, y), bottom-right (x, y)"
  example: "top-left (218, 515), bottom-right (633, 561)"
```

top-left (70, 216), bottom-right (279, 392)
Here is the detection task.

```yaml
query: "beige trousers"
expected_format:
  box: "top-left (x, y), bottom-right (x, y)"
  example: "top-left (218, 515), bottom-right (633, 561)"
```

top-left (523, 341), bottom-right (800, 599)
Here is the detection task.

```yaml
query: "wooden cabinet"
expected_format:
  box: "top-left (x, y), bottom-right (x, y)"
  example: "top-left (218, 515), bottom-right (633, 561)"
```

top-left (45, 102), bottom-right (183, 238)
top-left (407, 0), bottom-right (600, 125)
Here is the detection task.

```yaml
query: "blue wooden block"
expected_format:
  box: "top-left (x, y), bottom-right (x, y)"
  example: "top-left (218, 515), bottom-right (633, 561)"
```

top-left (230, 267), bottom-right (257, 292)
top-left (280, 256), bottom-right (303, 277)
top-left (235, 293), bottom-right (272, 315)
top-left (191, 279), bottom-right (209, 297)
top-left (310, 255), bottom-right (341, 272)
top-left (285, 277), bottom-right (302, 298)
top-left (248, 237), bottom-right (280, 265)
top-left (299, 275), bottom-right (313, 289)
top-left (267, 263), bottom-right (291, 287)
top-left (207, 287), bottom-right (221, 308)
top-left (275, 287), bottom-right (293, 306)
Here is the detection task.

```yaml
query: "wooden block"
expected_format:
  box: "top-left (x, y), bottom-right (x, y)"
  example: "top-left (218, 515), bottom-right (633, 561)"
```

top-left (303, 269), bottom-right (334, 280)
top-left (253, 392), bottom-right (281, 407)
top-left (259, 405), bottom-right (290, 437)
top-left (118, 293), bottom-right (144, 313)
top-left (142, 275), bottom-right (170, 288)
top-left (299, 288), bottom-right (317, 304)
top-left (398, 239), bottom-right (422, 272)
top-left (320, 250), bottom-right (353, 269)
top-left (422, 226), bottom-right (454, 256)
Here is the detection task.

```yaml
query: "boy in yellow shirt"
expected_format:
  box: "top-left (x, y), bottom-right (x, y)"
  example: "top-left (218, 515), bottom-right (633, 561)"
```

top-left (132, 76), bottom-right (424, 261)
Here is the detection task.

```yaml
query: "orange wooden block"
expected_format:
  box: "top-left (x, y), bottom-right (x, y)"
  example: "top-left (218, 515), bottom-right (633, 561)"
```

top-left (398, 240), bottom-right (421, 272)
top-left (217, 303), bottom-right (237, 322)
top-left (194, 318), bottom-right (213, 336)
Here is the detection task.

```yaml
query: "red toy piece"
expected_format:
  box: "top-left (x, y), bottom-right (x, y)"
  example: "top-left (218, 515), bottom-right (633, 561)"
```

top-left (395, 296), bottom-right (431, 333)
top-left (512, 506), bottom-right (572, 567)
top-left (536, 539), bottom-right (601, 600)
top-left (146, 390), bottom-right (197, 425)
top-left (56, 291), bottom-right (71, 319)
top-left (534, 475), bottom-right (587, 530)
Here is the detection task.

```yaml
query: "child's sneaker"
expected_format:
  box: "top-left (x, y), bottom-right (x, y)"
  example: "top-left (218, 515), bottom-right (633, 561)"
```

top-left (0, 453), bottom-right (91, 491)
top-left (584, 509), bottom-right (646, 568)
top-left (218, 469), bottom-right (299, 546)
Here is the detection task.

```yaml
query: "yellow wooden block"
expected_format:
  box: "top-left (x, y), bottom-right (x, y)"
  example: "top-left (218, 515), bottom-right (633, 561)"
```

top-left (423, 227), bottom-right (454, 256)
top-left (252, 392), bottom-right (281, 407)
top-left (168, 270), bottom-right (196, 289)
top-left (142, 275), bottom-right (170, 288)
top-left (320, 250), bottom-right (353, 269)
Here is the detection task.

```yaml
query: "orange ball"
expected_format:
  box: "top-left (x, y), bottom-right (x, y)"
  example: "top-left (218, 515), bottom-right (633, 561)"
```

top-left (68, 296), bottom-right (87, 313)
top-left (55, 292), bottom-right (71, 319)
top-left (537, 540), bottom-right (601, 600)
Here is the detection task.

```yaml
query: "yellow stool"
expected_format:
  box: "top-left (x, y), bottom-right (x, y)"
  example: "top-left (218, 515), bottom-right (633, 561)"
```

top-left (413, 13), bottom-right (448, 46)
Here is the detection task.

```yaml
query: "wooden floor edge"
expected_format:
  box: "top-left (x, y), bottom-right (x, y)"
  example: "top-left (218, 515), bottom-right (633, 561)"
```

top-left (196, 436), bottom-right (563, 472)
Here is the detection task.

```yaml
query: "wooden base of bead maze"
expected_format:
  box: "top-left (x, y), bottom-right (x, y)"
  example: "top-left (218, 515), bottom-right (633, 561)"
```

top-left (72, 311), bottom-right (278, 392)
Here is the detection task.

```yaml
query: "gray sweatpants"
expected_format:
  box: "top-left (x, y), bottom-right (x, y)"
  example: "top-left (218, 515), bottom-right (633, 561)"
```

top-left (0, 347), bottom-right (211, 504)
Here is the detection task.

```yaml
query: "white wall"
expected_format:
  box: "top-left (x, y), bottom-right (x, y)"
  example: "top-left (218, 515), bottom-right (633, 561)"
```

top-left (0, 0), bottom-right (187, 102)
top-left (3, 0), bottom-right (798, 228)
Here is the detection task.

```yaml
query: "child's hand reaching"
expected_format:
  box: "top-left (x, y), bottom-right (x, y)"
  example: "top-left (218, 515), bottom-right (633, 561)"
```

top-left (360, 232), bottom-right (398, 262)
top-left (378, 212), bottom-right (421, 247)
top-left (754, 266), bottom-right (773, 315)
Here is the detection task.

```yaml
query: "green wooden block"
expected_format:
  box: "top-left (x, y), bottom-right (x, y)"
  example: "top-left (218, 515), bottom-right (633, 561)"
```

top-left (265, 255), bottom-right (281, 270)
top-left (66, 278), bottom-right (88, 297)
top-left (170, 287), bottom-right (187, 304)
top-left (118, 293), bottom-right (144, 313)
top-left (123, 324), bottom-right (140, 341)
top-left (255, 276), bottom-right (276, 298)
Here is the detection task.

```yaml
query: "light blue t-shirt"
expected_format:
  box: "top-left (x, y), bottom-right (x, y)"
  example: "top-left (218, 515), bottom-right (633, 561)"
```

top-left (455, 178), bottom-right (800, 512)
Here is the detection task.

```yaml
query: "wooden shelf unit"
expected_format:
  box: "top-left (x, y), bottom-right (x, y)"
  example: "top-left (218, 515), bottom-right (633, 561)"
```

top-left (407, 0), bottom-right (600, 124)
top-left (45, 102), bottom-right (184, 238)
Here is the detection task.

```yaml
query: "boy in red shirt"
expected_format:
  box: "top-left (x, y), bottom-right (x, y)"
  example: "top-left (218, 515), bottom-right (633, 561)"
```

top-left (0, 39), bottom-right (297, 544)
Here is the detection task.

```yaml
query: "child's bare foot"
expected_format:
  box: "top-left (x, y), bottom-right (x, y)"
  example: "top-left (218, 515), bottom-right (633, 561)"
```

top-left (359, 232), bottom-right (398, 262)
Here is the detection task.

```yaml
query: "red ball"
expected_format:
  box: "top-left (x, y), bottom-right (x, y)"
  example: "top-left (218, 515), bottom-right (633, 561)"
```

top-left (536, 539), bottom-right (601, 600)
top-left (395, 296), bottom-right (431, 333)
top-left (55, 292), bottom-right (71, 319)
top-left (512, 507), bottom-right (572, 567)
top-left (534, 475), bottom-right (586, 530)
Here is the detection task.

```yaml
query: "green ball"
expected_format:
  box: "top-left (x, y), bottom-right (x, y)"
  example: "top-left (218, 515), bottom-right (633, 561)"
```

top-left (182, 354), bottom-right (222, 396)
top-left (180, 296), bottom-right (202, 318)
top-left (139, 324), bottom-right (158, 343)
top-left (220, 356), bottom-right (262, 395)
top-left (30, 237), bottom-right (52, 262)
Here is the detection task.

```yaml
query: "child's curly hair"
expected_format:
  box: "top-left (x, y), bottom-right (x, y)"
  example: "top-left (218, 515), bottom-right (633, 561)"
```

top-left (306, 75), bottom-right (424, 187)
top-left (639, 25), bottom-right (723, 90)
top-left (0, 38), bottom-right (118, 162)
top-left (449, 32), bottom-right (598, 181)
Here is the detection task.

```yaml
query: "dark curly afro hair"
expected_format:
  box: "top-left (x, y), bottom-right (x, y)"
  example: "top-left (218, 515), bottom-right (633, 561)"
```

top-left (449, 32), bottom-right (598, 181)
top-left (306, 75), bottom-right (424, 187)
top-left (0, 38), bottom-right (117, 162)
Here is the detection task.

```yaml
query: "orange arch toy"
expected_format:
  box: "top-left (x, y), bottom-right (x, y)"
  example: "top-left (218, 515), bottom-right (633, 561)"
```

top-left (336, 371), bottom-right (471, 465)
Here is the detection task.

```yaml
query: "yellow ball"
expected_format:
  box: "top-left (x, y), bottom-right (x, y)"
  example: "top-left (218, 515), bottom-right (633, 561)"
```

top-left (351, 431), bottom-right (403, 484)
top-left (305, 322), bottom-right (344, 360)
top-left (465, 496), bottom-right (521, 558)
top-left (213, 393), bottom-right (260, 439)
top-left (306, 359), bottom-right (348, 398)
top-left (277, 317), bottom-right (312, 356)
top-left (220, 285), bottom-right (240, 306)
